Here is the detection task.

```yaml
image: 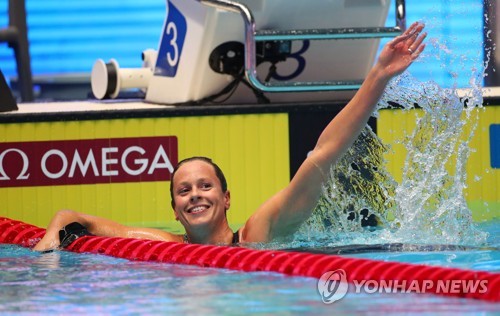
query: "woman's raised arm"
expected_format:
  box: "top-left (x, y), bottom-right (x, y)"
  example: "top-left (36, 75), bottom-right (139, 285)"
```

top-left (242, 22), bottom-right (427, 241)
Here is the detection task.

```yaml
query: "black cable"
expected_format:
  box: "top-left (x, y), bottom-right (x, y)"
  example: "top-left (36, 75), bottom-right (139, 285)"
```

top-left (240, 78), bottom-right (270, 104)
top-left (265, 63), bottom-right (277, 83)
top-left (187, 68), bottom-right (270, 105)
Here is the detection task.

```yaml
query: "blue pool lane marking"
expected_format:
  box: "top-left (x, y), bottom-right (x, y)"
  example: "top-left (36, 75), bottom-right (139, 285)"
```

top-left (491, 124), bottom-right (500, 168)
top-left (155, 1), bottom-right (187, 77)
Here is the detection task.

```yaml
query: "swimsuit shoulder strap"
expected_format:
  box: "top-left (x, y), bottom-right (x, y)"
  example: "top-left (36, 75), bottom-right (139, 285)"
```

top-left (232, 230), bottom-right (240, 244)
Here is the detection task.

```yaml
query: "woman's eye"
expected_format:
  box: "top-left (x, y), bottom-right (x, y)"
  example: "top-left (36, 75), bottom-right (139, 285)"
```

top-left (178, 188), bottom-right (189, 195)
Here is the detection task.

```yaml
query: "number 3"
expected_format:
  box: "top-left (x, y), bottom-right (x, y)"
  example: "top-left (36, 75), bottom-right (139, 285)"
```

top-left (166, 21), bottom-right (179, 67)
top-left (272, 40), bottom-right (309, 81)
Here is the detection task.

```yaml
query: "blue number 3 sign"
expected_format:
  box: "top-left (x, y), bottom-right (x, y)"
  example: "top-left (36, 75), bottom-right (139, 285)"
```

top-left (155, 1), bottom-right (187, 77)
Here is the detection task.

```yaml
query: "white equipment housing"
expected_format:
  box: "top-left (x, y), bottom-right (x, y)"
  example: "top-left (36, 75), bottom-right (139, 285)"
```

top-left (92, 0), bottom-right (405, 104)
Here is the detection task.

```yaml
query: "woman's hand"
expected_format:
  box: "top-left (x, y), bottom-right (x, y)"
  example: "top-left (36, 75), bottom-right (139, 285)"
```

top-left (376, 22), bottom-right (427, 80)
top-left (32, 210), bottom-right (81, 252)
top-left (32, 233), bottom-right (60, 252)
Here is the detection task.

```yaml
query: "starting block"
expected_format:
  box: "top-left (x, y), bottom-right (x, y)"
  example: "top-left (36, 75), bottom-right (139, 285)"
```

top-left (92, 0), bottom-right (406, 104)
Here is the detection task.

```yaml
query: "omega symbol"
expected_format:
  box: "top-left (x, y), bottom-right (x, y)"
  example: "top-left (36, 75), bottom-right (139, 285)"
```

top-left (0, 149), bottom-right (30, 180)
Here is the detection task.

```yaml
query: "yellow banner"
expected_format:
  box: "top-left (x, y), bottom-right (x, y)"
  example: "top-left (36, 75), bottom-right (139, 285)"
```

top-left (0, 114), bottom-right (290, 229)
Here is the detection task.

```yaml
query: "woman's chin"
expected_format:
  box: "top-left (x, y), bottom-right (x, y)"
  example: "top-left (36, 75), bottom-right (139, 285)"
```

top-left (185, 212), bottom-right (212, 227)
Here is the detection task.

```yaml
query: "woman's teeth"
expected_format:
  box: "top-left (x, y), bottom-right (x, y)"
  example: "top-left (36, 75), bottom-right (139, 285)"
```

top-left (189, 206), bottom-right (206, 214)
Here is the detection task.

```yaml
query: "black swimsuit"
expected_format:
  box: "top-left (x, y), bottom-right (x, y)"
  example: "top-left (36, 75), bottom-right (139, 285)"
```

top-left (231, 230), bottom-right (240, 244)
top-left (183, 230), bottom-right (240, 245)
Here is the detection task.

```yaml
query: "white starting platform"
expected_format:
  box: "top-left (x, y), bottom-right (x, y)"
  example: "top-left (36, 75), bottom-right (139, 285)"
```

top-left (91, 0), bottom-right (406, 105)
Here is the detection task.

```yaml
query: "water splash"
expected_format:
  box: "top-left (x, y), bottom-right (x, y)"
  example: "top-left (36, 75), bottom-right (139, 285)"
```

top-left (382, 75), bottom-right (487, 245)
top-left (294, 74), bottom-right (488, 247)
top-left (294, 5), bottom-right (493, 247)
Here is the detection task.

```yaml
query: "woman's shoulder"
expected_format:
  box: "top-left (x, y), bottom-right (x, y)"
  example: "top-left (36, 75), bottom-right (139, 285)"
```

top-left (125, 226), bottom-right (184, 243)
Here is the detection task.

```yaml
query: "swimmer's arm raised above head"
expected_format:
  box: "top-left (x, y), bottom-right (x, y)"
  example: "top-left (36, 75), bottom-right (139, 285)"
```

top-left (242, 22), bottom-right (427, 242)
top-left (33, 210), bottom-right (180, 251)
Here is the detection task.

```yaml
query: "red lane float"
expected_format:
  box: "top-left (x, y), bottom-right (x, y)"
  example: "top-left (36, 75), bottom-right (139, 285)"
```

top-left (1, 217), bottom-right (499, 302)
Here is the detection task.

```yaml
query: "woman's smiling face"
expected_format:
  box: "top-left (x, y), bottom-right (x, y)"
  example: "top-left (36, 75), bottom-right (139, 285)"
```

top-left (171, 160), bottom-right (230, 231)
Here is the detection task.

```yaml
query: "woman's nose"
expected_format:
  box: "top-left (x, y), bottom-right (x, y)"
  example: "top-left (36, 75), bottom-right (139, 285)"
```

top-left (189, 189), bottom-right (200, 202)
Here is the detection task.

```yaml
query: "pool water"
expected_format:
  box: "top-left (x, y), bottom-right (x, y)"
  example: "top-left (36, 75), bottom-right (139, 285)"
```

top-left (0, 220), bottom-right (498, 315)
top-left (347, 220), bottom-right (499, 271)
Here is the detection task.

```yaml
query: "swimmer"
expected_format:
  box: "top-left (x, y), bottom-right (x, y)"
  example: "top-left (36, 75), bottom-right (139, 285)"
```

top-left (34, 22), bottom-right (427, 251)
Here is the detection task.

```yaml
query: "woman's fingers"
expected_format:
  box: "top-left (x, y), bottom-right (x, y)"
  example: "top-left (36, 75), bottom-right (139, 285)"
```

top-left (389, 22), bottom-right (425, 49)
top-left (408, 32), bottom-right (427, 54)
top-left (410, 43), bottom-right (426, 60)
top-left (389, 22), bottom-right (416, 48)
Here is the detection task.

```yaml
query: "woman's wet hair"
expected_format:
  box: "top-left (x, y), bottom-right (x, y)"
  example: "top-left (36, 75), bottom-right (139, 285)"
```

top-left (170, 157), bottom-right (228, 205)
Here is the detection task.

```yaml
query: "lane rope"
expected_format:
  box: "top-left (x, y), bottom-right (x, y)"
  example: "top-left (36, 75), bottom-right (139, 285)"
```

top-left (1, 216), bottom-right (498, 302)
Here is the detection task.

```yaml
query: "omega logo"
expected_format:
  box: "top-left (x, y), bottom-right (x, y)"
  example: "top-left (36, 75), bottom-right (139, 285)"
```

top-left (0, 146), bottom-right (173, 180)
top-left (0, 137), bottom-right (178, 187)
top-left (0, 148), bottom-right (30, 180)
